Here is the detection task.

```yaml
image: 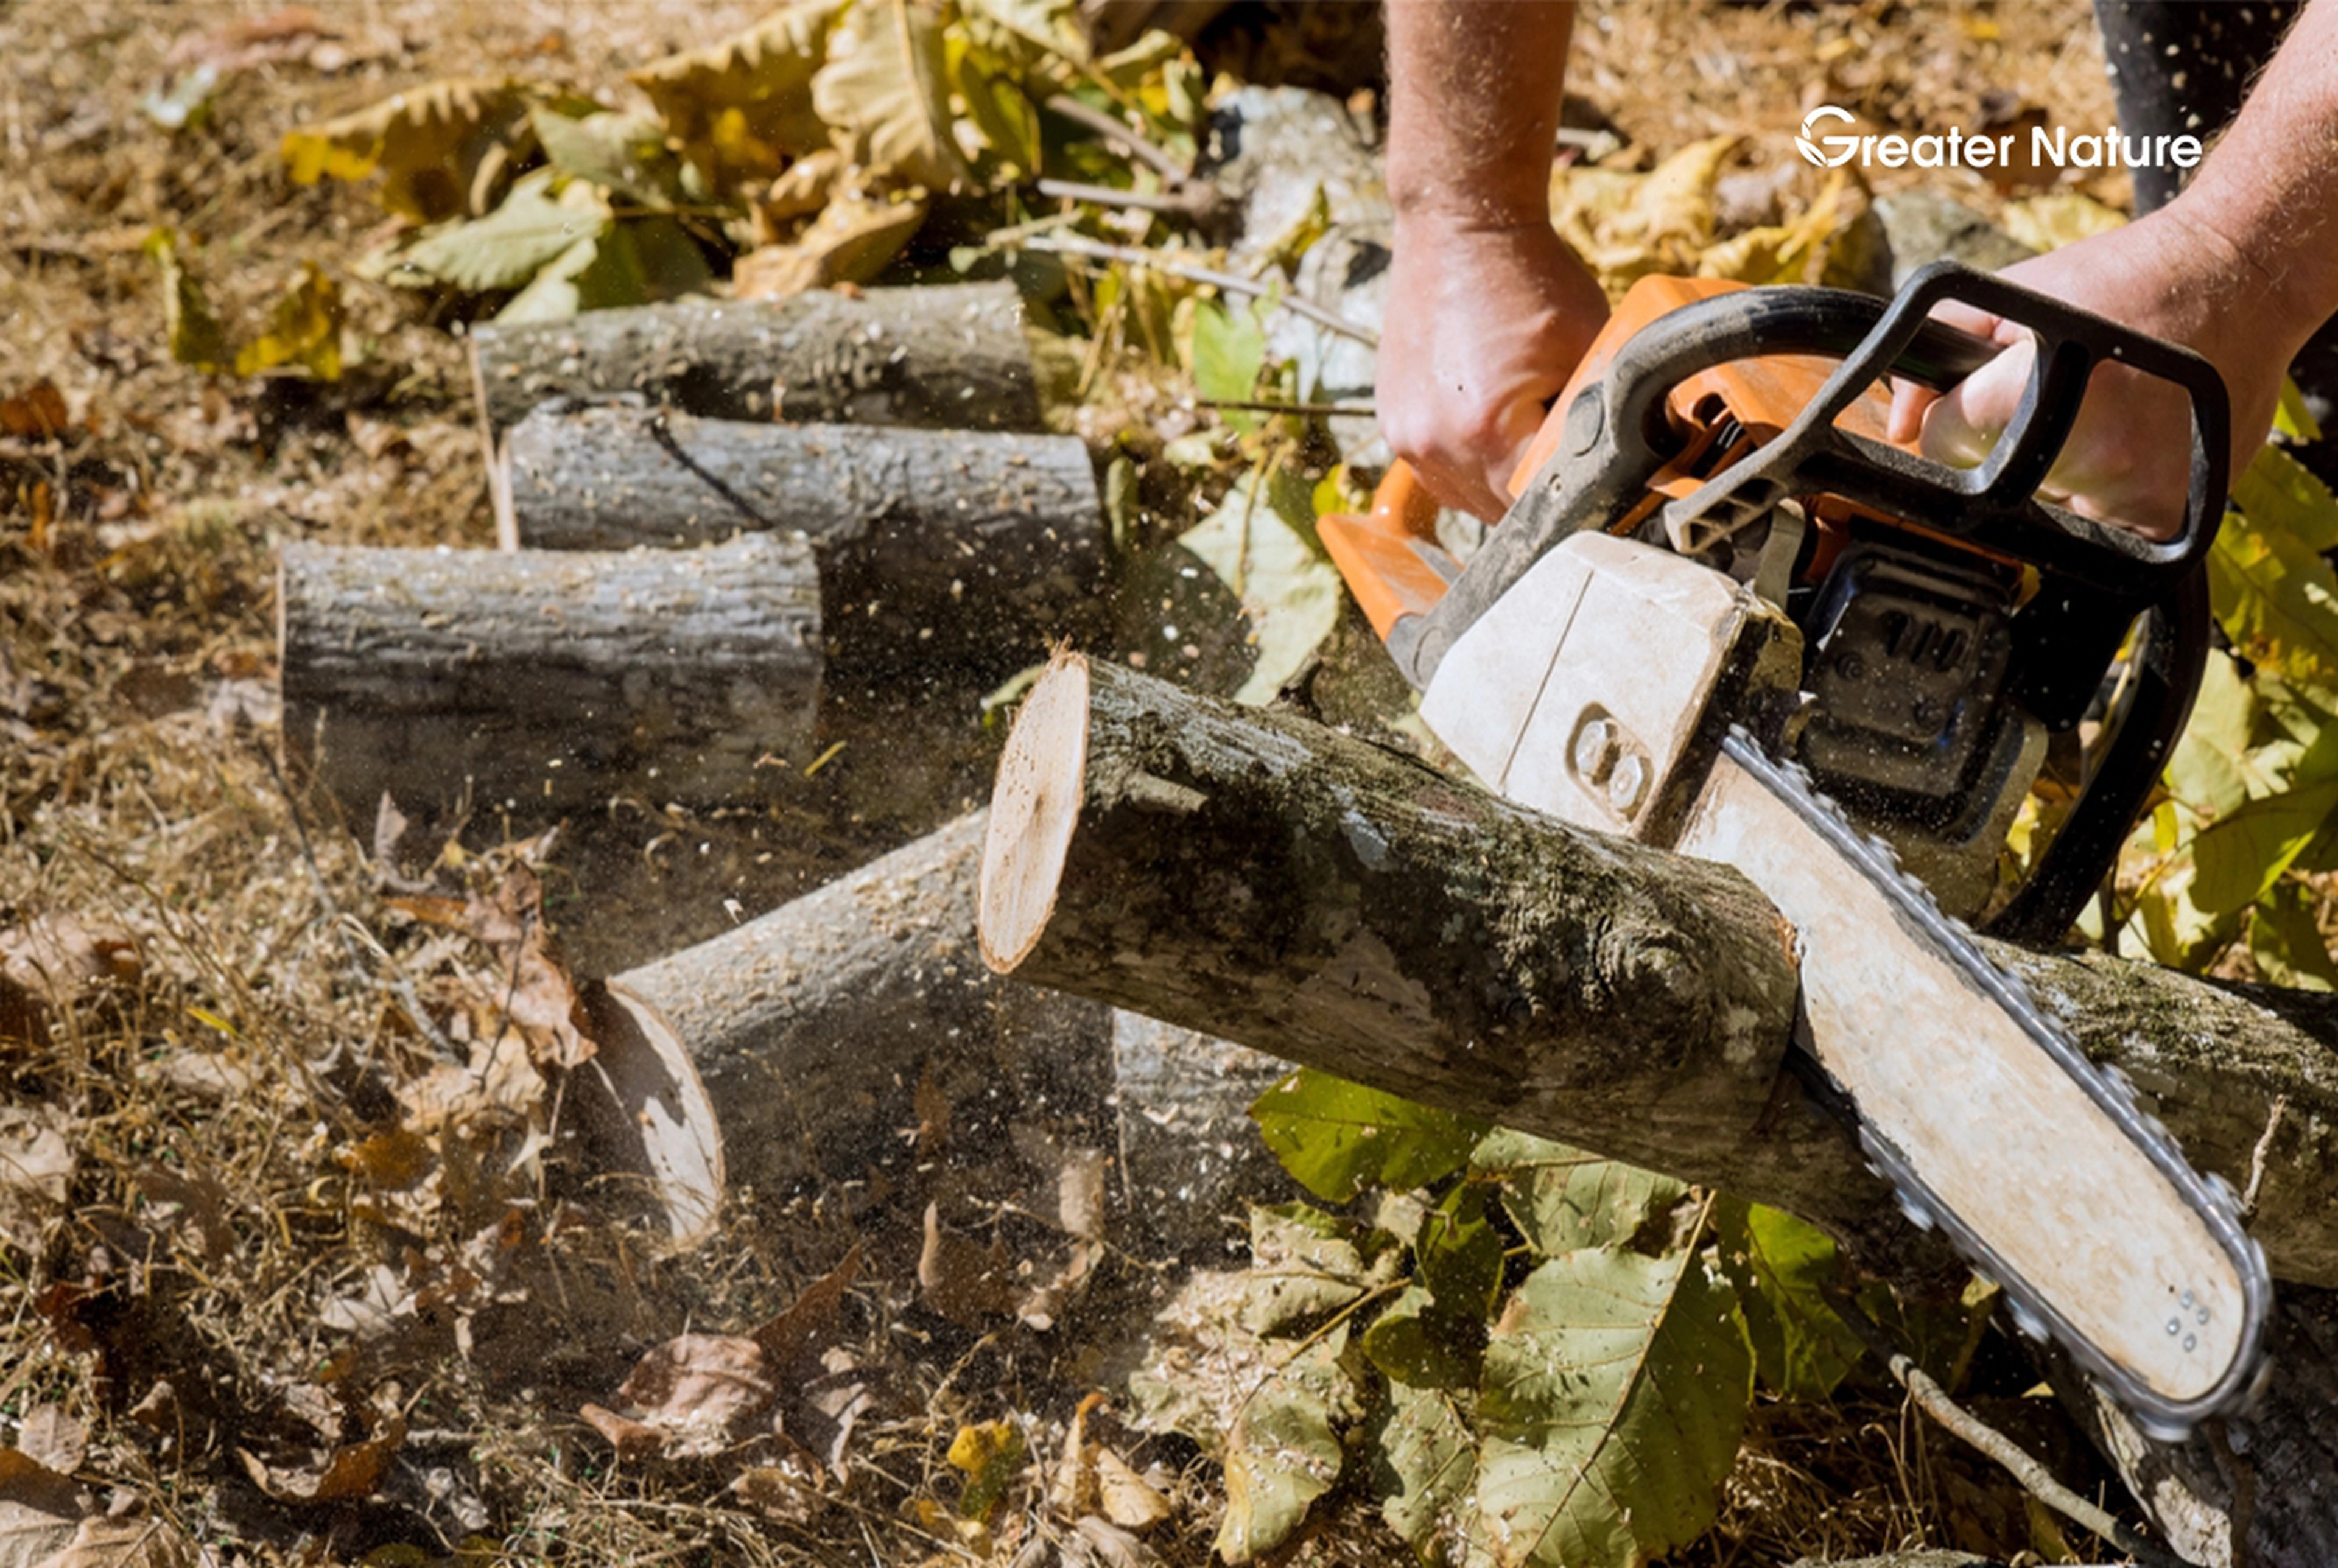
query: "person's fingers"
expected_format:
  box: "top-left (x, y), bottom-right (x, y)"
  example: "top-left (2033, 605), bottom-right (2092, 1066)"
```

top-left (1889, 302), bottom-right (2007, 443)
top-left (1915, 335), bottom-right (2037, 471)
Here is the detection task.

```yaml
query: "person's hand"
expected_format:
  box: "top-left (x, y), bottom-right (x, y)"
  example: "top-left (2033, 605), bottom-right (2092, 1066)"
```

top-left (1886, 209), bottom-right (2286, 541)
top-left (1376, 213), bottom-right (1612, 522)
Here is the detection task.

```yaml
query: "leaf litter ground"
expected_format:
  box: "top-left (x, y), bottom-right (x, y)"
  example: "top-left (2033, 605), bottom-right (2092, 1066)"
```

top-left (0, 1), bottom-right (2272, 1563)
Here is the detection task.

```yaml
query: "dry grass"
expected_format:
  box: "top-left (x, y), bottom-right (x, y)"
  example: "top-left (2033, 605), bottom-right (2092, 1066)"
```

top-left (0, 2), bottom-right (2162, 1564)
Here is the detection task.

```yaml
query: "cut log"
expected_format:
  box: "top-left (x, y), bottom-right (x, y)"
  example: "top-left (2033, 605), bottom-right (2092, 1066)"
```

top-left (611, 811), bottom-right (1112, 1196)
top-left (978, 653), bottom-right (2338, 1291)
top-left (279, 534), bottom-right (819, 821)
top-left (1112, 1011), bottom-right (1303, 1256)
top-left (498, 403), bottom-right (1108, 665)
top-left (466, 280), bottom-right (1042, 438)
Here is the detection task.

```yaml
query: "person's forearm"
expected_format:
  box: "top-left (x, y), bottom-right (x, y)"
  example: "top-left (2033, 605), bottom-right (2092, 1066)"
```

top-left (1386, 1), bottom-right (1575, 226)
top-left (2169, 0), bottom-right (2338, 352)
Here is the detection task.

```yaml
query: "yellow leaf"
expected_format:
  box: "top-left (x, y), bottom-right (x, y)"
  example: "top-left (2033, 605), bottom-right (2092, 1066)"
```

top-left (234, 264), bottom-right (344, 380)
top-left (280, 77), bottom-right (532, 221)
top-left (1999, 191), bottom-right (2127, 253)
top-left (947, 1418), bottom-right (1025, 1521)
top-left (812, 0), bottom-right (969, 191)
top-left (1698, 170), bottom-right (1849, 286)
top-left (631, 1), bottom-right (843, 193)
top-left (143, 228), bottom-right (231, 373)
top-left (732, 192), bottom-right (927, 302)
top-left (1553, 134), bottom-right (1739, 295)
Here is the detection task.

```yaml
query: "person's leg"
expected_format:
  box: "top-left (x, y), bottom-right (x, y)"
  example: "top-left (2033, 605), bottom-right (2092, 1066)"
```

top-left (2094, 2), bottom-right (2338, 459)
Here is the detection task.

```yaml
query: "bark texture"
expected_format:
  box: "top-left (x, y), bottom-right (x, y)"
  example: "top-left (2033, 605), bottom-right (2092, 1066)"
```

top-left (499, 403), bottom-right (1107, 665)
top-left (611, 811), bottom-right (1111, 1195)
top-left (980, 654), bottom-right (2338, 1292)
top-left (467, 280), bottom-right (1042, 435)
top-left (279, 534), bottom-right (819, 819)
top-left (980, 654), bottom-right (1832, 1223)
top-left (2049, 1284), bottom-right (2338, 1568)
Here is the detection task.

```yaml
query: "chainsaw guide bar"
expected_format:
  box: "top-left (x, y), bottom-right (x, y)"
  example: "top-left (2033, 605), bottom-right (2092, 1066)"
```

top-left (1711, 729), bottom-right (2270, 1438)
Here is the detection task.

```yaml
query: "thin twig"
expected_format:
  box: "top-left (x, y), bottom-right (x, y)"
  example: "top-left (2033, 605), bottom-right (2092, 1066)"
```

top-left (1198, 396), bottom-right (1375, 416)
top-left (1822, 1285), bottom-right (2194, 1568)
top-left (1041, 92), bottom-right (1191, 181)
top-left (1019, 233), bottom-right (1380, 348)
top-left (1034, 176), bottom-right (1223, 223)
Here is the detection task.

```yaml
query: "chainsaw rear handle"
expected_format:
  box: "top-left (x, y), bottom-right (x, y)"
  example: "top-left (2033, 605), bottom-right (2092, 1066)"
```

top-left (1344, 262), bottom-right (2230, 689)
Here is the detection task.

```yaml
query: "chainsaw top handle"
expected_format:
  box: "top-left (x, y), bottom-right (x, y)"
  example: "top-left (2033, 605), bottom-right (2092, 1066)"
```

top-left (1346, 261), bottom-right (2231, 690)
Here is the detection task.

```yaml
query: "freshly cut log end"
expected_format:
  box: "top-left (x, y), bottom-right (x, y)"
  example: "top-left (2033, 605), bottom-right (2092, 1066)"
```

top-left (613, 810), bottom-right (1114, 1196)
top-left (279, 533), bottom-right (821, 822)
top-left (980, 651), bottom-right (1091, 973)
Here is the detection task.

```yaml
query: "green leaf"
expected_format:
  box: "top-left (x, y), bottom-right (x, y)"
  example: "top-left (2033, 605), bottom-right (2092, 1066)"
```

top-left (812, 0), bottom-right (970, 190)
top-left (1238, 1201), bottom-right (1375, 1337)
top-left (1363, 1283), bottom-right (1484, 1390)
top-left (530, 107), bottom-right (687, 208)
top-left (947, 37), bottom-right (1044, 178)
top-left (1482, 1137), bottom-right (1689, 1258)
top-left (404, 172), bottom-right (609, 293)
top-left (1190, 296), bottom-right (1269, 430)
top-left (1418, 1183), bottom-right (1503, 1321)
top-left (2165, 649), bottom-right (2261, 820)
top-left (1712, 1198), bottom-right (1863, 1399)
top-left (1181, 468), bottom-right (1345, 705)
top-left (2186, 777), bottom-right (2338, 915)
top-left (1215, 1323), bottom-right (1357, 1563)
top-left (2277, 377), bottom-right (2325, 446)
top-left (2250, 883), bottom-right (2338, 991)
top-left (1250, 1068), bottom-right (1488, 1204)
top-left (1369, 1376), bottom-right (1479, 1559)
top-left (2234, 443), bottom-right (2338, 553)
top-left (144, 228), bottom-right (231, 374)
top-left (496, 229), bottom-right (643, 324)
top-left (1474, 1247), bottom-right (1751, 1568)
top-left (2210, 500), bottom-right (2338, 693)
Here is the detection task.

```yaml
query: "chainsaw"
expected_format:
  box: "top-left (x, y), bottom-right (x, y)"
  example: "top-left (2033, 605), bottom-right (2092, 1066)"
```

top-left (1321, 259), bottom-right (2269, 1437)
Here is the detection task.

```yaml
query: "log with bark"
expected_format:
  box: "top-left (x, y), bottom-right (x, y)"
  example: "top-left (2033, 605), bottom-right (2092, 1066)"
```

top-left (977, 651), bottom-right (2338, 1566)
top-left (279, 534), bottom-right (820, 821)
top-left (609, 810), bottom-right (1112, 1196)
top-left (466, 279), bottom-right (1042, 439)
top-left (497, 403), bottom-right (1108, 666)
top-left (977, 652), bottom-right (2338, 1284)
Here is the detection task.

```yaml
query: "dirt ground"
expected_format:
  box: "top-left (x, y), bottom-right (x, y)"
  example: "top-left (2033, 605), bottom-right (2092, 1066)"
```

top-left (0, 1), bottom-right (2173, 1564)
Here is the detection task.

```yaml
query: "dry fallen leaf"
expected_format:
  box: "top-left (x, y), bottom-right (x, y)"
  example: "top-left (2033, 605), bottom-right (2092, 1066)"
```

top-left (753, 1244), bottom-right (861, 1372)
top-left (36, 1513), bottom-right (198, 1568)
top-left (1094, 1447), bottom-right (1171, 1531)
top-left (0, 1106), bottom-right (75, 1255)
top-left (0, 382), bottom-right (72, 439)
top-left (919, 1200), bottom-right (1021, 1324)
top-left (239, 1415), bottom-right (405, 1503)
top-left (628, 0), bottom-right (842, 191)
top-left (16, 1407), bottom-right (88, 1476)
top-left (733, 193), bottom-right (927, 303)
top-left (1075, 1514), bottom-right (1157, 1568)
top-left (603, 1333), bottom-right (776, 1459)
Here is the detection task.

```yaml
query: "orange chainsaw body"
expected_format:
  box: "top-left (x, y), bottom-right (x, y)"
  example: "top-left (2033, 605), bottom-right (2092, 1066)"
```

top-left (1323, 274), bottom-right (1920, 639)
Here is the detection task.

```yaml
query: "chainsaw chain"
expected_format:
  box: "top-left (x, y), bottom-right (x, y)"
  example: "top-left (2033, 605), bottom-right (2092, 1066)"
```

top-left (1720, 727), bottom-right (2271, 1440)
